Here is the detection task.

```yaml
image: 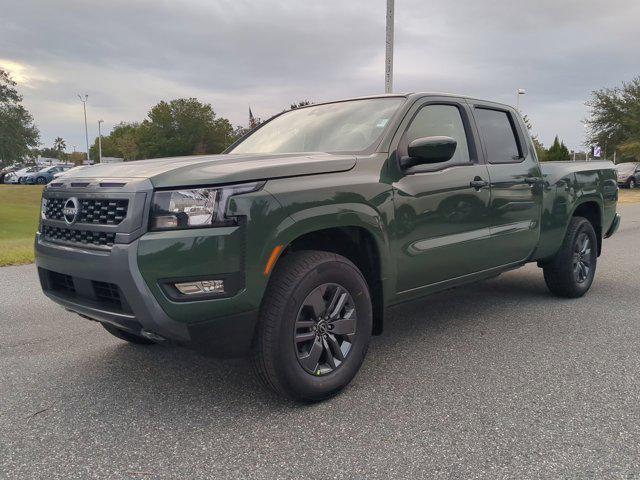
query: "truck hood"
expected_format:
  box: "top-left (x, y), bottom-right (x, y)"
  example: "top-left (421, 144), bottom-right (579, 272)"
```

top-left (61, 153), bottom-right (356, 188)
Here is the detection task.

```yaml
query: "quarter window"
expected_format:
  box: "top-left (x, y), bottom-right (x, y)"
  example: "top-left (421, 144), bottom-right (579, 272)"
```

top-left (405, 104), bottom-right (471, 164)
top-left (475, 108), bottom-right (522, 163)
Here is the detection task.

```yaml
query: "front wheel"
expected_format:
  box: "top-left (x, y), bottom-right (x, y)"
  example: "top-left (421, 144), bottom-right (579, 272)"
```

top-left (252, 251), bottom-right (372, 402)
top-left (630, 178), bottom-right (637, 189)
top-left (36, 176), bottom-right (47, 184)
top-left (543, 216), bottom-right (597, 298)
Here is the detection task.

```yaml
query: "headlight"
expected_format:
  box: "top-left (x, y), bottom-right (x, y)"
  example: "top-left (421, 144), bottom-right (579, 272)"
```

top-left (149, 182), bottom-right (263, 230)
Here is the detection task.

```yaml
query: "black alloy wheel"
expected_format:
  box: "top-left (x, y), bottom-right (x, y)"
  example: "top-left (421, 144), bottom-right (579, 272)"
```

top-left (252, 250), bottom-right (372, 402)
top-left (543, 216), bottom-right (597, 298)
top-left (294, 283), bottom-right (357, 376)
top-left (573, 232), bottom-right (594, 284)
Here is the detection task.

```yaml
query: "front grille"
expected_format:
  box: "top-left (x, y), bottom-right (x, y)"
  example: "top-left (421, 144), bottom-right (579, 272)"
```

top-left (42, 225), bottom-right (116, 247)
top-left (44, 198), bottom-right (128, 225)
top-left (45, 198), bottom-right (65, 220)
top-left (79, 199), bottom-right (128, 225)
top-left (92, 281), bottom-right (122, 310)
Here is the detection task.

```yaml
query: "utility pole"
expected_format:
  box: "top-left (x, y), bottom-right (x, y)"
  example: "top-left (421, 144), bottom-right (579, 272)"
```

top-left (97, 120), bottom-right (104, 163)
top-left (78, 94), bottom-right (90, 164)
top-left (385, 0), bottom-right (394, 94)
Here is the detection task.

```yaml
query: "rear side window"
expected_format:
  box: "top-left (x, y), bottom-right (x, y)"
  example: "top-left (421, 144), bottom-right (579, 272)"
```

top-left (405, 104), bottom-right (471, 164)
top-left (475, 108), bottom-right (522, 163)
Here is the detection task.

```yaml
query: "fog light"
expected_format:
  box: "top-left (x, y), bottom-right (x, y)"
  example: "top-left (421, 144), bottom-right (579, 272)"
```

top-left (174, 279), bottom-right (225, 295)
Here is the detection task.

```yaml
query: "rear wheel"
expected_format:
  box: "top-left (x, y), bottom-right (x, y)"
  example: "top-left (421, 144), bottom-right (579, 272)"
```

top-left (36, 176), bottom-right (46, 184)
top-left (543, 216), bottom-right (597, 298)
top-left (252, 250), bottom-right (372, 402)
top-left (101, 323), bottom-right (156, 345)
top-left (630, 178), bottom-right (637, 189)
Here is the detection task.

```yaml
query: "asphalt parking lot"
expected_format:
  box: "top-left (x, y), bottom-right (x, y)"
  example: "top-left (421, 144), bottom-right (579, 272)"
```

top-left (2, 203), bottom-right (640, 479)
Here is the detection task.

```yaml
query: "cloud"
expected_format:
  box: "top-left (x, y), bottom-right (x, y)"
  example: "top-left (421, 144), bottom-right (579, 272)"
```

top-left (1, 0), bottom-right (638, 151)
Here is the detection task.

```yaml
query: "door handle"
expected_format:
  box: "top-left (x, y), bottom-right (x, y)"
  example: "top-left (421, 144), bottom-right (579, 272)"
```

top-left (470, 178), bottom-right (489, 190)
top-left (524, 177), bottom-right (540, 186)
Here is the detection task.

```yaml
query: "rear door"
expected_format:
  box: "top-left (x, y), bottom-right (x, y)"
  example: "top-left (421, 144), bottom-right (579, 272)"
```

top-left (469, 102), bottom-right (542, 266)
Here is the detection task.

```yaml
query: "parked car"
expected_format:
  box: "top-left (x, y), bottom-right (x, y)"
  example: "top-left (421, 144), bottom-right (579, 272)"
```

top-left (24, 165), bottom-right (73, 184)
top-left (0, 167), bottom-right (14, 184)
top-left (53, 165), bottom-right (85, 179)
top-left (4, 165), bottom-right (40, 184)
top-left (35, 93), bottom-right (620, 402)
top-left (616, 162), bottom-right (640, 188)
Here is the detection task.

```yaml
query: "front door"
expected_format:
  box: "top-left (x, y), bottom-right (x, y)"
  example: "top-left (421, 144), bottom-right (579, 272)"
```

top-left (470, 104), bottom-right (542, 265)
top-left (392, 100), bottom-right (495, 294)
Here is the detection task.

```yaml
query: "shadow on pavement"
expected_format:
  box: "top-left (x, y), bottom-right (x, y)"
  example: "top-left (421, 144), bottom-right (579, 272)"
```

top-left (61, 268), bottom-right (555, 414)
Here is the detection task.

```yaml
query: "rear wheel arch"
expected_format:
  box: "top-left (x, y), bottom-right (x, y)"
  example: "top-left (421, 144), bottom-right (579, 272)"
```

top-left (571, 200), bottom-right (602, 256)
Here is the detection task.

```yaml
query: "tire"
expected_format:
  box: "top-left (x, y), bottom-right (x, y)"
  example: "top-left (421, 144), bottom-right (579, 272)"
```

top-left (36, 176), bottom-right (46, 184)
top-left (630, 178), bottom-right (637, 189)
top-left (252, 250), bottom-right (372, 402)
top-left (543, 216), bottom-right (597, 298)
top-left (101, 323), bottom-right (156, 345)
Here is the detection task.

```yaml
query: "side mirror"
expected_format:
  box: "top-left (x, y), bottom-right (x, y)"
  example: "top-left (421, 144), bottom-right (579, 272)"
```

top-left (401, 136), bottom-right (457, 169)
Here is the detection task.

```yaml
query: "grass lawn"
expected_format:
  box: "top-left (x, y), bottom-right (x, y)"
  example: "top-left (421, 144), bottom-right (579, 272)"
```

top-left (0, 185), bottom-right (43, 266)
top-left (618, 188), bottom-right (640, 204)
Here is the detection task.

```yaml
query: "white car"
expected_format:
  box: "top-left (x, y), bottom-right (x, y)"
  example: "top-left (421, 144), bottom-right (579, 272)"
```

top-left (4, 166), bottom-right (40, 184)
top-left (53, 165), bottom-right (85, 179)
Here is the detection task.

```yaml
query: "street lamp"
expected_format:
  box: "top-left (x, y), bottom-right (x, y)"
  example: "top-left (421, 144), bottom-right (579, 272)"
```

top-left (516, 88), bottom-right (526, 110)
top-left (77, 94), bottom-right (90, 164)
top-left (97, 119), bottom-right (104, 163)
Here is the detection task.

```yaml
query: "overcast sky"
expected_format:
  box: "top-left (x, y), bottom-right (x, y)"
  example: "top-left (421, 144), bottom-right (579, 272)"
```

top-left (1, 0), bottom-right (638, 153)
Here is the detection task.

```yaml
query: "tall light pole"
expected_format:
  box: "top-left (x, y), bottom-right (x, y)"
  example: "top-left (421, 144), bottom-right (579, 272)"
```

top-left (516, 88), bottom-right (526, 110)
top-left (97, 119), bottom-right (104, 163)
top-left (385, 0), bottom-right (395, 94)
top-left (77, 94), bottom-right (90, 164)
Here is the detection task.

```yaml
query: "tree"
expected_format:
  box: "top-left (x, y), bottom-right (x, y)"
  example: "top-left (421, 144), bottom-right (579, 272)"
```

top-left (546, 135), bottom-right (571, 161)
top-left (290, 100), bottom-right (312, 110)
top-left (67, 151), bottom-right (86, 166)
top-left (115, 130), bottom-right (139, 161)
top-left (52, 137), bottom-right (67, 160)
top-left (587, 77), bottom-right (640, 162)
top-left (137, 98), bottom-right (235, 158)
top-left (522, 114), bottom-right (547, 161)
top-left (0, 69), bottom-right (39, 167)
top-left (53, 137), bottom-right (66, 153)
top-left (90, 122), bottom-right (140, 160)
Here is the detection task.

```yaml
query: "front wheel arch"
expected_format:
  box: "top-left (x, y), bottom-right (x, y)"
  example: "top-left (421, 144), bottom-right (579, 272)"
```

top-left (267, 223), bottom-right (388, 336)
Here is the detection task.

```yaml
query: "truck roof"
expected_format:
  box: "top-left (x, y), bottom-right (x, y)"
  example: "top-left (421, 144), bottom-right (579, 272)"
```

top-left (297, 92), bottom-right (515, 111)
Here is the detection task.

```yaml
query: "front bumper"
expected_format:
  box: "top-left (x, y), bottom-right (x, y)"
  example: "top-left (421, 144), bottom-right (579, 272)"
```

top-left (33, 177), bottom-right (288, 357)
top-left (35, 233), bottom-right (259, 358)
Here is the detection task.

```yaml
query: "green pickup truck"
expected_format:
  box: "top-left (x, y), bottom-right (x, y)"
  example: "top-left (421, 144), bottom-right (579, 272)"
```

top-left (36, 93), bottom-right (620, 401)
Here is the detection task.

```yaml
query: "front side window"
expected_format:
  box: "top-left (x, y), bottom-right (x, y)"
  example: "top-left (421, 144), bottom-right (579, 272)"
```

top-left (405, 104), bottom-right (471, 164)
top-left (475, 108), bottom-right (522, 164)
top-left (229, 97), bottom-right (404, 154)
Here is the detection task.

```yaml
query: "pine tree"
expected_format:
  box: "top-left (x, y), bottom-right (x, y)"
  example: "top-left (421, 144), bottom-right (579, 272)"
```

top-left (546, 135), bottom-right (571, 161)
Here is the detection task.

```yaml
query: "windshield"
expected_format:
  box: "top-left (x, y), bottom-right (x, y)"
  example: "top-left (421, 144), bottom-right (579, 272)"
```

top-left (230, 97), bottom-right (404, 154)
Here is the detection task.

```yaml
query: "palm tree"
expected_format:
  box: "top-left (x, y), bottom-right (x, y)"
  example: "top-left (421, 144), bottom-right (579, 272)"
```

top-left (53, 137), bottom-right (66, 153)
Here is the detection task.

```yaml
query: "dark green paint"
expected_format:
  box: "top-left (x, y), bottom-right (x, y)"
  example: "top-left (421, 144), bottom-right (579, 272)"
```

top-left (43, 93), bottom-right (619, 337)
